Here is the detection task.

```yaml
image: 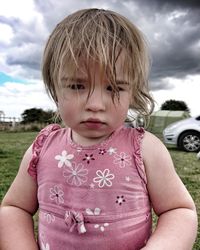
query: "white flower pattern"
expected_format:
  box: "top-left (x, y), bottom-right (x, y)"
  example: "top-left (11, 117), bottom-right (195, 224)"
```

top-left (125, 176), bottom-right (131, 182)
top-left (113, 152), bottom-right (131, 168)
top-left (93, 169), bottom-right (115, 188)
top-left (44, 212), bottom-right (55, 224)
top-left (55, 150), bottom-right (74, 168)
top-left (107, 147), bottom-right (117, 155)
top-left (49, 185), bottom-right (64, 204)
top-left (85, 207), bottom-right (101, 215)
top-left (63, 162), bottom-right (88, 186)
top-left (41, 242), bottom-right (50, 250)
top-left (94, 223), bottom-right (109, 232)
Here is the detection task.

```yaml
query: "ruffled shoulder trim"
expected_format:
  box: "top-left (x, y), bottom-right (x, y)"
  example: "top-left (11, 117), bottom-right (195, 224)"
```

top-left (132, 127), bottom-right (147, 185)
top-left (28, 124), bottom-right (61, 180)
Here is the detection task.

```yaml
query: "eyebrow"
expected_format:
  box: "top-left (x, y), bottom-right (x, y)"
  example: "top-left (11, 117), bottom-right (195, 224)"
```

top-left (60, 77), bottom-right (87, 83)
top-left (115, 80), bottom-right (130, 85)
top-left (60, 77), bottom-right (130, 86)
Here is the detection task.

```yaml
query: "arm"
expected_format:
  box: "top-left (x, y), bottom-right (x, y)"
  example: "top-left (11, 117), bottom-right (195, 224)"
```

top-left (0, 146), bottom-right (39, 250)
top-left (141, 132), bottom-right (198, 250)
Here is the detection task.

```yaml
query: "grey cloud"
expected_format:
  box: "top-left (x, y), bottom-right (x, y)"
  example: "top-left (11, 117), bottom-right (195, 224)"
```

top-left (0, 15), bottom-right (47, 79)
top-left (7, 56), bottom-right (41, 71)
top-left (130, 0), bottom-right (200, 10)
top-left (1, 0), bottom-right (200, 91)
top-left (121, 0), bottom-right (200, 88)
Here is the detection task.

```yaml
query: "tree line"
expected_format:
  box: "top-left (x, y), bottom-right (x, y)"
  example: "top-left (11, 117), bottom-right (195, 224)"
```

top-left (20, 100), bottom-right (190, 124)
top-left (21, 108), bottom-right (57, 124)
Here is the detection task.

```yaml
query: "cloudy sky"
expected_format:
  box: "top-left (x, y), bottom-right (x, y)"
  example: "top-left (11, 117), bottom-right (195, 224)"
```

top-left (0, 0), bottom-right (200, 119)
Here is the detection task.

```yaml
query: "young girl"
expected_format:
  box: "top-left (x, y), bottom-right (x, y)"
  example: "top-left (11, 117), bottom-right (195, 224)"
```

top-left (0, 8), bottom-right (197, 250)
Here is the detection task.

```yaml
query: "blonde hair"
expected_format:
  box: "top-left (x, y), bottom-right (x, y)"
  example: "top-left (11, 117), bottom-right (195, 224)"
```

top-left (42, 8), bottom-right (154, 117)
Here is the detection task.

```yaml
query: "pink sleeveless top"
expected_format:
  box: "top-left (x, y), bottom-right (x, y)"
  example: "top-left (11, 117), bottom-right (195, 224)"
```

top-left (28, 124), bottom-right (152, 250)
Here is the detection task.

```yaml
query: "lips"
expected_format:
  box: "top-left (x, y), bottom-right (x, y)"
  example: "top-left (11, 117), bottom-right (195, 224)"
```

top-left (82, 118), bottom-right (106, 129)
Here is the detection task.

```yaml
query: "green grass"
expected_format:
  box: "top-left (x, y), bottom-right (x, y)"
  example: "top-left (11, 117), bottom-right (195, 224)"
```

top-left (0, 131), bottom-right (37, 199)
top-left (0, 131), bottom-right (199, 249)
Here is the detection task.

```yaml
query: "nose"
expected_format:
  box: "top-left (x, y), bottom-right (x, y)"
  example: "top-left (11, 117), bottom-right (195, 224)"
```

top-left (85, 88), bottom-right (106, 112)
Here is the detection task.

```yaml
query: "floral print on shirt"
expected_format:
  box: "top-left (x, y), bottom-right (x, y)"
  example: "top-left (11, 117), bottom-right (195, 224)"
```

top-left (93, 169), bottom-right (115, 188)
top-left (116, 195), bottom-right (126, 205)
top-left (49, 185), bottom-right (64, 204)
top-left (44, 212), bottom-right (55, 224)
top-left (107, 147), bottom-right (117, 155)
top-left (63, 162), bottom-right (88, 186)
top-left (55, 150), bottom-right (74, 168)
top-left (94, 223), bottom-right (109, 232)
top-left (82, 154), bottom-right (95, 164)
top-left (41, 242), bottom-right (50, 250)
top-left (113, 152), bottom-right (132, 168)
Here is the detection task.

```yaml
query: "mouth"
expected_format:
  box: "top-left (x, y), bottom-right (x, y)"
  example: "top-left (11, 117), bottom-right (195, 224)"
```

top-left (81, 119), bottom-right (106, 129)
top-left (84, 118), bottom-right (104, 123)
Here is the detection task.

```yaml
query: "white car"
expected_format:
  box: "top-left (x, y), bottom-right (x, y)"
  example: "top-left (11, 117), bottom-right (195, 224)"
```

top-left (163, 115), bottom-right (200, 152)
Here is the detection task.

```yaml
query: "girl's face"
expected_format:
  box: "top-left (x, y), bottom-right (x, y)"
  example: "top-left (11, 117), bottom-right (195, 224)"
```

top-left (57, 55), bottom-right (131, 146)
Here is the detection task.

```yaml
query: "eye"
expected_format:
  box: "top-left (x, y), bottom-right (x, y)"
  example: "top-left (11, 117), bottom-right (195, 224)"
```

top-left (117, 86), bottom-right (124, 91)
top-left (67, 83), bottom-right (85, 90)
top-left (106, 85), bottom-right (114, 92)
top-left (106, 85), bottom-right (124, 92)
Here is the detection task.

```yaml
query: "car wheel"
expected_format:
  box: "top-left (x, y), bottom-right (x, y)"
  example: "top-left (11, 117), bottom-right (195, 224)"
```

top-left (178, 131), bottom-right (200, 152)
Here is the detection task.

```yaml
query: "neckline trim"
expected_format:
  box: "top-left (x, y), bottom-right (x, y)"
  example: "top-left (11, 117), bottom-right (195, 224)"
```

top-left (67, 126), bottom-right (124, 150)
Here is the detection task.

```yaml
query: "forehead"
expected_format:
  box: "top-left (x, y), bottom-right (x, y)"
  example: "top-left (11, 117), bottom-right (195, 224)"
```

top-left (59, 51), bottom-right (129, 81)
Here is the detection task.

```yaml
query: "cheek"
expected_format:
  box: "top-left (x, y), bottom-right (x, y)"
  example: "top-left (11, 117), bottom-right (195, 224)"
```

top-left (118, 97), bottom-right (131, 118)
top-left (118, 94), bottom-right (131, 111)
top-left (57, 100), bottom-right (72, 118)
top-left (57, 97), bottom-right (83, 122)
top-left (112, 102), bottom-right (129, 121)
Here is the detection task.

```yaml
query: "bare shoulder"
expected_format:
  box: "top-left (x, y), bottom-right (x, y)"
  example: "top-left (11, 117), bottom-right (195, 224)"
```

top-left (142, 130), bottom-right (170, 164)
top-left (1, 145), bottom-right (38, 214)
top-left (141, 130), bottom-right (176, 179)
top-left (141, 130), bottom-right (195, 215)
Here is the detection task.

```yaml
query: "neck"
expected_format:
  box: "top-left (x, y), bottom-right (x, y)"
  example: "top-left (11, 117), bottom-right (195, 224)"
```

top-left (71, 130), bottom-right (111, 147)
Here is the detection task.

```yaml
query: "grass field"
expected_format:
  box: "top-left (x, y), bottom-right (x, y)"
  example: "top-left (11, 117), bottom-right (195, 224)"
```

top-left (0, 131), bottom-right (199, 249)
